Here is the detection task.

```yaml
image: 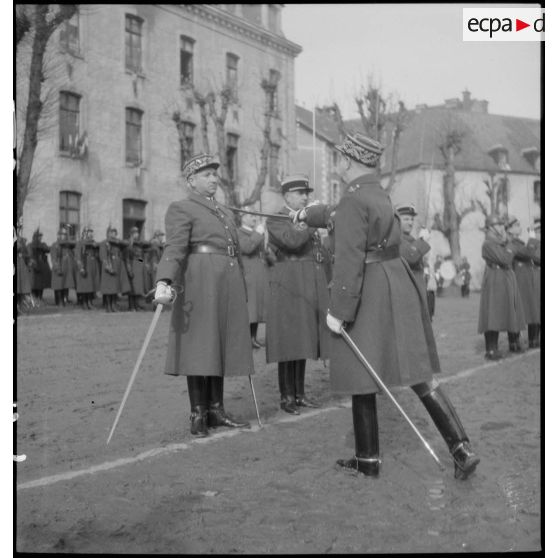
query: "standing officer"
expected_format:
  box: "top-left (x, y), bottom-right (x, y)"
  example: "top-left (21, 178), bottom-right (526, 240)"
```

top-left (458, 257), bottom-right (472, 298)
top-left (299, 133), bottom-right (479, 480)
top-left (29, 228), bottom-right (51, 303)
top-left (237, 212), bottom-right (268, 348)
top-left (153, 153), bottom-right (252, 437)
top-left (99, 226), bottom-right (127, 312)
top-left (265, 174), bottom-right (328, 415)
top-left (75, 226), bottom-right (100, 309)
top-left (528, 219), bottom-right (541, 347)
top-left (15, 221), bottom-right (32, 310)
top-left (50, 226), bottom-right (76, 306)
top-left (124, 226), bottom-right (147, 311)
top-left (506, 216), bottom-right (539, 351)
top-left (396, 203), bottom-right (431, 301)
top-left (145, 230), bottom-right (165, 293)
top-left (478, 215), bottom-right (526, 359)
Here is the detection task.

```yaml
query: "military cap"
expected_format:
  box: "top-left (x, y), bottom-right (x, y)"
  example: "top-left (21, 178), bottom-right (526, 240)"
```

top-left (395, 203), bottom-right (418, 217)
top-left (281, 174), bottom-right (313, 195)
top-left (484, 215), bottom-right (505, 228)
top-left (106, 225), bottom-right (117, 236)
top-left (334, 132), bottom-right (384, 168)
top-left (505, 215), bottom-right (519, 229)
top-left (153, 229), bottom-right (164, 237)
top-left (130, 226), bottom-right (140, 234)
top-left (183, 153), bottom-right (220, 180)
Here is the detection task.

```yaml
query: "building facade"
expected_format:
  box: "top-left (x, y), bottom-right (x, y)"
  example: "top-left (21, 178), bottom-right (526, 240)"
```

top-left (16, 4), bottom-right (301, 242)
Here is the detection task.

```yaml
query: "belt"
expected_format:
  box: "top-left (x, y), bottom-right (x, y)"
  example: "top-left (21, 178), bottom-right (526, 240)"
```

top-left (487, 263), bottom-right (511, 270)
top-left (277, 255), bottom-right (315, 263)
top-left (190, 244), bottom-right (238, 257)
top-left (365, 245), bottom-right (400, 264)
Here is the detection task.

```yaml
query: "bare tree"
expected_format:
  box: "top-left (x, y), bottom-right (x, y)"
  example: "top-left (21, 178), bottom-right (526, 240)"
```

top-left (16, 4), bottom-right (78, 222)
top-left (470, 172), bottom-right (509, 218)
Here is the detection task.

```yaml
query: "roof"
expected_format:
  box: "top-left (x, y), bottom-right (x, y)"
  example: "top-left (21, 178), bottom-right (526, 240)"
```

top-left (296, 105), bottom-right (343, 146)
top-left (344, 107), bottom-right (540, 175)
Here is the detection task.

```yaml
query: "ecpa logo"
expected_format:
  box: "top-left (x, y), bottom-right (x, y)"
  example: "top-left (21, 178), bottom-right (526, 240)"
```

top-left (463, 8), bottom-right (544, 42)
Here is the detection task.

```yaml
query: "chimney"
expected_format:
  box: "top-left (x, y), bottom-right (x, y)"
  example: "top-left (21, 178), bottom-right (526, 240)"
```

top-left (479, 100), bottom-right (489, 113)
top-left (462, 89), bottom-right (472, 110)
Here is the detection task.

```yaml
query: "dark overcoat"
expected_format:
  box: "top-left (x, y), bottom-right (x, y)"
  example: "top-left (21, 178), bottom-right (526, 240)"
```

top-left (155, 191), bottom-right (254, 377)
top-left (265, 207), bottom-right (329, 363)
top-left (510, 238), bottom-right (539, 324)
top-left (50, 241), bottom-right (76, 290)
top-left (75, 240), bottom-right (100, 293)
top-left (145, 240), bottom-right (164, 292)
top-left (528, 238), bottom-right (541, 321)
top-left (16, 237), bottom-right (32, 294)
top-left (123, 241), bottom-right (147, 295)
top-left (99, 239), bottom-right (127, 295)
top-left (477, 233), bottom-right (526, 333)
top-left (305, 175), bottom-right (440, 395)
top-left (400, 231), bottom-right (430, 292)
top-left (237, 226), bottom-right (268, 324)
top-left (29, 240), bottom-right (52, 290)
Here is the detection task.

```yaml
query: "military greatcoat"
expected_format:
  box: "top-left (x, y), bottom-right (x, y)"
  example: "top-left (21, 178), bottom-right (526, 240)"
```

top-left (99, 239), bottom-right (127, 295)
top-left (510, 237), bottom-right (540, 324)
top-left (528, 237), bottom-right (541, 320)
top-left (305, 174), bottom-right (440, 395)
top-left (50, 240), bottom-right (76, 290)
top-left (155, 191), bottom-right (254, 378)
top-left (16, 237), bottom-right (32, 295)
top-left (237, 226), bottom-right (268, 324)
top-left (123, 240), bottom-right (147, 295)
top-left (29, 239), bottom-right (51, 290)
top-left (477, 232), bottom-right (526, 333)
top-left (265, 207), bottom-right (330, 363)
top-left (400, 231), bottom-right (430, 292)
top-left (145, 239), bottom-right (164, 292)
top-left (75, 240), bottom-right (100, 294)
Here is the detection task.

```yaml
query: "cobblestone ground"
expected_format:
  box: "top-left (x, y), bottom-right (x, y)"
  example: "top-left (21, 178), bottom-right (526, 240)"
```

top-left (15, 292), bottom-right (541, 553)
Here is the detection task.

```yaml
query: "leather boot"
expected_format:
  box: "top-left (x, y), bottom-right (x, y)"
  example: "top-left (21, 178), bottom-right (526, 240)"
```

top-left (484, 331), bottom-right (502, 360)
top-left (250, 323), bottom-right (262, 349)
top-left (135, 295), bottom-right (143, 311)
top-left (187, 376), bottom-right (209, 437)
top-left (336, 393), bottom-right (380, 477)
top-left (278, 361), bottom-right (299, 415)
top-left (207, 376), bottom-right (250, 428)
top-left (528, 324), bottom-right (540, 349)
top-left (508, 331), bottom-right (525, 353)
top-left (419, 386), bottom-right (480, 480)
top-left (111, 295), bottom-right (118, 312)
top-left (294, 360), bottom-right (321, 408)
top-left (128, 294), bottom-right (135, 311)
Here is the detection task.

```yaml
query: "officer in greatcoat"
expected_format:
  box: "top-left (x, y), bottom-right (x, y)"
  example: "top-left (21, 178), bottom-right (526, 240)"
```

top-left (29, 228), bottom-right (51, 303)
top-left (123, 226), bottom-right (147, 311)
top-left (396, 203), bottom-right (431, 303)
top-left (506, 216), bottom-right (539, 351)
top-left (75, 226), bottom-right (100, 309)
top-left (265, 174), bottom-right (329, 415)
top-left (153, 153), bottom-right (252, 437)
top-left (50, 227), bottom-right (76, 306)
top-left (477, 215), bottom-right (526, 359)
top-left (297, 132), bottom-right (479, 480)
top-left (527, 219), bottom-right (541, 348)
top-left (15, 223), bottom-right (32, 309)
top-left (237, 212), bottom-right (268, 348)
top-left (145, 230), bottom-right (165, 293)
top-left (99, 226), bottom-right (127, 312)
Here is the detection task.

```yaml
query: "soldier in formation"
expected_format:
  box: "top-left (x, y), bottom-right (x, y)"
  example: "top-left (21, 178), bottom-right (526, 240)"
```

top-left (457, 257), bottom-right (472, 298)
top-left (50, 227), bottom-right (76, 306)
top-left (29, 228), bottom-right (51, 303)
top-left (145, 230), bottom-right (165, 293)
top-left (124, 226), bottom-right (148, 311)
top-left (153, 153), bottom-right (252, 437)
top-left (99, 226), bottom-right (128, 312)
top-left (266, 174), bottom-right (328, 415)
top-left (15, 220), bottom-right (32, 311)
top-left (75, 226), bottom-right (100, 309)
top-left (297, 132), bottom-right (480, 480)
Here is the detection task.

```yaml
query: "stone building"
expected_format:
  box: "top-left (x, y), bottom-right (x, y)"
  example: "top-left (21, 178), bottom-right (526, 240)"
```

top-left (16, 4), bottom-right (301, 242)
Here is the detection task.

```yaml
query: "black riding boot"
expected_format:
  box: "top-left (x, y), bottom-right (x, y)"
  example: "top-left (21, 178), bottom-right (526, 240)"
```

top-left (528, 324), bottom-right (540, 349)
top-left (484, 331), bottom-right (502, 360)
top-left (278, 361), bottom-right (299, 415)
top-left (207, 376), bottom-right (250, 428)
top-left (508, 331), bottom-right (524, 353)
top-left (54, 290), bottom-right (61, 306)
top-left (135, 295), bottom-right (143, 311)
top-left (187, 376), bottom-right (209, 437)
top-left (336, 393), bottom-right (380, 477)
top-left (418, 386), bottom-right (480, 480)
top-left (63, 289), bottom-right (70, 305)
top-left (250, 323), bottom-right (261, 349)
top-left (128, 294), bottom-right (135, 311)
top-left (294, 360), bottom-right (321, 408)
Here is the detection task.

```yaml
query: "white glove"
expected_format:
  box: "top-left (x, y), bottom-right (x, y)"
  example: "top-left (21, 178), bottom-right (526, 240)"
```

top-left (255, 223), bottom-right (266, 235)
top-left (527, 228), bottom-right (536, 239)
top-left (154, 281), bottom-right (174, 305)
top-left (326, 312), bottom-right (344, 334)
top-left (418, 228), bottom-right (431, 242)
top-left (291, 208), bottom-right (307, 224)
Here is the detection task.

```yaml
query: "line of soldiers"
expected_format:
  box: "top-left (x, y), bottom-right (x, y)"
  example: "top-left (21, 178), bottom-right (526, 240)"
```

top-left (15, 224), bottom-right (166, 313)
top-left (478, 214), bottom-right (541, 359)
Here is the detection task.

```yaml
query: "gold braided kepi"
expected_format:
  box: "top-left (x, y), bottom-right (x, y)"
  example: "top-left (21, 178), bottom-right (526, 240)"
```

top-left (183, 153), bottom-right (220, 180)
top-left (335, 133), bottom-right (384, 167)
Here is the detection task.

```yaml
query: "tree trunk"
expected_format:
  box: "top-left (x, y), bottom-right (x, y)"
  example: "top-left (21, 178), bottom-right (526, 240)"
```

top-left (442, 146), bottom-right (461, 261)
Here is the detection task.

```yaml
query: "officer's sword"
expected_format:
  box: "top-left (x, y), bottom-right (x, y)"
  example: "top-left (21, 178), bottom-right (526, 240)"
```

top-left (225, 206), bottom-right (292, 220)
top-left (248, 375), bottom-right (262, 428)
top-left (107, 304), bottom-right (163, 444)
top-left (340, 328), bottom-right (445, 472)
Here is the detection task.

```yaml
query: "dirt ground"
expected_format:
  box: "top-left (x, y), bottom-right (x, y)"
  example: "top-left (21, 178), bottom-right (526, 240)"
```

top-left (15, 292), bottom-right (541, 553)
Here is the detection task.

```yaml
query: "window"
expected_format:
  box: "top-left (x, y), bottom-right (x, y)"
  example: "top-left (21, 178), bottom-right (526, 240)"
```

top-left (59, 191), bottom-right (81, 240)
top-left (226, 53), bottom-right (239, 93)
top-left (226, 133), bottom-right (239, 182)
top-left (241, 4), bottom-right (261, 24)
top-left (59, 92), bottom-right (81, 153)
top-left (60, 8), bottom-right (79, 54)
top-left (180, 35), bottom-right (194, 86)
top-left (122, 199), bottom-right (147, 239)
top-left (268, 5), bottom-right (279, 33)
top-left (269, 69), bottom-right (280, 115)
top-left (269, 144), bottom-right (280, 189)
top-left (125, 108), bottom-right (143, 165)
top-left (534, 180), bottom-right (541, 206)
top-left (125, 14), bottom-right (143, 72)
top-left (178, 121), bottom-right (195, 169)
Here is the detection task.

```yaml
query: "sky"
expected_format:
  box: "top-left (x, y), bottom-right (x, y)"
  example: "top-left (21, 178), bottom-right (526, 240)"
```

top-left (282, 3), bottom-right (541, 119)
